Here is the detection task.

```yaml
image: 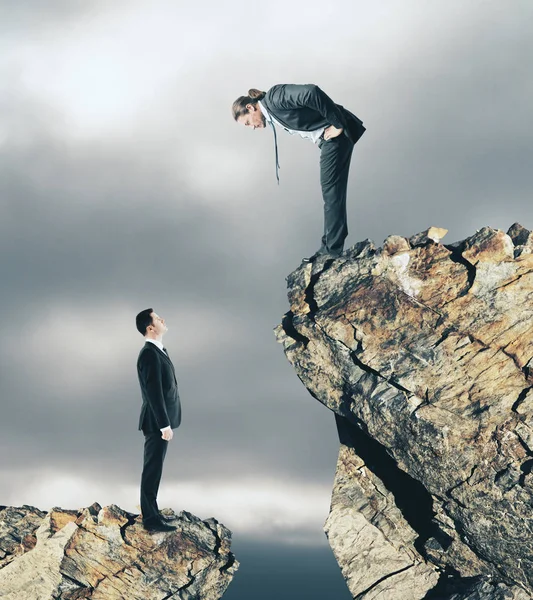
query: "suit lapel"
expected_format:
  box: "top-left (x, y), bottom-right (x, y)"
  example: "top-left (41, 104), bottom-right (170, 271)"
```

top-left (145, 342), bottom-right (177, 382)
top-left (145, 342), bottom-right (170, 363)
top-left (262, 97), bottom-right (293, 131)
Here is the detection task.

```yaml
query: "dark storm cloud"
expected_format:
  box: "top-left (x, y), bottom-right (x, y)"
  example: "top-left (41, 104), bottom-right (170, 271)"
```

top-left (1, 0), bottom-right (532, 545)
top-left (0, 95), bottom-right (341, 491)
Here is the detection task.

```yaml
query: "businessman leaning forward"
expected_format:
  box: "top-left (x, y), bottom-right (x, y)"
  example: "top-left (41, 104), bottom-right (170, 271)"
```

top-left (136, 308), bottom-right (182, 532)
top-left (232, 84), bottom-right (366, 261)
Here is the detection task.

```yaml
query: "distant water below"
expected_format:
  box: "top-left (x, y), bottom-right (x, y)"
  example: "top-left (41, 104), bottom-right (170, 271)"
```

top-left (223, 538), bottom-right (352, 600)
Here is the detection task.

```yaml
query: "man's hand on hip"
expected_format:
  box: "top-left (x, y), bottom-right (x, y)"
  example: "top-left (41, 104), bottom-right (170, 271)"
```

top-left (324, 125), bottom-right (343, 140)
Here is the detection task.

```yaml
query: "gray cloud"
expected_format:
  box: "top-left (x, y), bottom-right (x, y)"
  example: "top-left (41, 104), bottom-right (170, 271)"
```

top-left (1, 0), bottom-right (532, 554)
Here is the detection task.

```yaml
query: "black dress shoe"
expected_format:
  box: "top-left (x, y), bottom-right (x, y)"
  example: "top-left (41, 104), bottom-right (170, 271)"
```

top-left (143, 519), bottom-right (177, 532)
top-left (302, 250), bottom-right (341, 263)
top-left (302, 252), bottom-right (321, 263)
top-left (159, 512), bottom-right (176, 522)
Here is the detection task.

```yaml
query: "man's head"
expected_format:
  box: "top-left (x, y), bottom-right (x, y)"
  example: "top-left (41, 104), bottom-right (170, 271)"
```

top-left (136, 308), bottom-right (168, 339)
top-left (232, 88), bottom-right (267, 130)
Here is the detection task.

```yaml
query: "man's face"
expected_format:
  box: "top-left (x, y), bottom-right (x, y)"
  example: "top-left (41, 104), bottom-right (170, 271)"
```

top-left (148, 312), bottom-right (168, 336)
top-left (237, 104), bottom-right (266, 130)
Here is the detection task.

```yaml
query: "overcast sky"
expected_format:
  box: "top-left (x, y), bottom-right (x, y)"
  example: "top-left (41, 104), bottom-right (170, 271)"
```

top-left (1, 1), bottom-right (532, 598)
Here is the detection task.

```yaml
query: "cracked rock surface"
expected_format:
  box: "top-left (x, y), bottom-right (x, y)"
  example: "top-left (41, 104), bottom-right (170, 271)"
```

top-left (276, 224), bottom-right (533, 599)
top-left (0, 503), bottom-right (238, 599)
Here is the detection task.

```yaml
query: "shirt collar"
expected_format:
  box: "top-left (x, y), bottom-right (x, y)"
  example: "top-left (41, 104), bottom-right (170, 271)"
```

top-left (145, 338), bottom-right (165, 352)
top-left (258, 100), bottom-right (273, 124)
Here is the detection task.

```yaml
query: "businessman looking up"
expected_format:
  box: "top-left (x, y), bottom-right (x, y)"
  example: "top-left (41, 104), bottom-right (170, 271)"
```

top-left (136, 308), bottom-right (182, 533)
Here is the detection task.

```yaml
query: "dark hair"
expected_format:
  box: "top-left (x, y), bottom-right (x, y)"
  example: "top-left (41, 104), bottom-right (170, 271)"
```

top-left (232, 88), bottom-right (266, 121)
top-left (136, 308), bottom-right (153, 335)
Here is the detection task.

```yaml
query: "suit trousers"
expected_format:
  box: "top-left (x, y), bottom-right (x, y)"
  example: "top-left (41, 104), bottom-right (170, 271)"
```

top-left (318, 133), bottom-right (355, 255)
top-left (140, 431), bottom-right (168, 523)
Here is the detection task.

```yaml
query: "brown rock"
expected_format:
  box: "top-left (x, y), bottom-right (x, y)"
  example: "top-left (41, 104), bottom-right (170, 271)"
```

top-left (383, 234), bottom-right (411, 255)
top-left (49, 508), bottom-right (78, 534)
top-left (0, 505), bottom-right (46, 566)
top-left (277, 224), bottom-right (533, 599)
top-left (461, 227), bottom-right (514, 265)
top-left (409, 226), bottom-right (449, 246)
top-left (0, 504), bottom-right (238, 599)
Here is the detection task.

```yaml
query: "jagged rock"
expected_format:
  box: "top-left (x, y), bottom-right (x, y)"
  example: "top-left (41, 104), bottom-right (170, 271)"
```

top-left (508, 223), bottom-right (533, 257)
top-left (276, 224), bottom-right (533, 599)
top-left (382, 235), bottom-right (411, 256)
top-left (409, 227), bottom-right (449, 247)
top-left (0, 504), bottom-right (46, 565)
top-left (427, 577), bottom-right (530, 599)
top-left (0, 503), bottom-right (238, 599)
top-left (507, 223), bottom-right (532, 247)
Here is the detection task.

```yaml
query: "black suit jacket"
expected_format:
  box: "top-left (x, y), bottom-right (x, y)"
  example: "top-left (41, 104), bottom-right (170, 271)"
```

top-left (137, 342), bottom-right (182, 432)
top-left (261, 84), bottom-right (366, 145)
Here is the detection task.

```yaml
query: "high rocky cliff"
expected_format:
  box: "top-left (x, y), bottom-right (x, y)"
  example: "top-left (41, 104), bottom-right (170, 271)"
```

top-left (276, 224), bottom-right (533, 599)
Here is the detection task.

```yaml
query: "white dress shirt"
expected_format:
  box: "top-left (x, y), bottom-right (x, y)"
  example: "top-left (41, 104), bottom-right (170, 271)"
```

top-left (145, 338), bottom-right (171, 433)
top-left (146, 338), bottom-right (165, 353)
top-left (258, 100), bottom-right (325, 144)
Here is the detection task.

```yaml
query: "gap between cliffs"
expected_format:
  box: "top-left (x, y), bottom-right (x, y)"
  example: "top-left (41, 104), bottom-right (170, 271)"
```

top-left (335, 414), bottom-right (449, 556)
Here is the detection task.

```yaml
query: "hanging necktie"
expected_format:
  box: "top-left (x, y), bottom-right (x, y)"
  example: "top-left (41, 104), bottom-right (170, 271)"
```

top-left (268, 119), bottom-right (280, 185)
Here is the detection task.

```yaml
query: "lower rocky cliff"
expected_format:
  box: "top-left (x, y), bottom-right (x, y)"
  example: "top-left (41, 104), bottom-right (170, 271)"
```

top-left (0, 503), bottom-right (237, 599)
top-left (276, 224), bottom-right (533, 599)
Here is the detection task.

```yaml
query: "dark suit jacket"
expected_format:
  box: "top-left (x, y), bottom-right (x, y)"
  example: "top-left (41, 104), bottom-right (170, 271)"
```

top-left (261, 84), bottom-right (366, 145)
top-left (137, 342), bottom-right (181, 432)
